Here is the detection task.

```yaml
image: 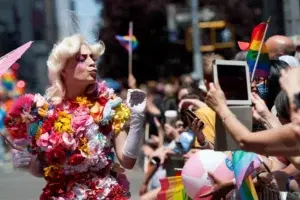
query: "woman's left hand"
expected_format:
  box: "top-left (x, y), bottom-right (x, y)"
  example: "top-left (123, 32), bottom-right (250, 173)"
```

top-left (205, 82), bottom-right (228, 115)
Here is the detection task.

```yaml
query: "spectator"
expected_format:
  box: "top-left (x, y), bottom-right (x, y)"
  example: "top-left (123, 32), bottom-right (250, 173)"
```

top-left (205, 81), bottom-right (300, 157)
top-left (266, 60), bottom-right (290, 109)
top-left (266, 35), bottom-right (296, 59)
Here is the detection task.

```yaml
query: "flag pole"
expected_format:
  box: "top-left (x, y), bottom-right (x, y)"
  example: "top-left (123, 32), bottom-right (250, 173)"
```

top-left (128, 21), bottom-right (133, 75)
top-left (251, 16), bottom-right (271, 81)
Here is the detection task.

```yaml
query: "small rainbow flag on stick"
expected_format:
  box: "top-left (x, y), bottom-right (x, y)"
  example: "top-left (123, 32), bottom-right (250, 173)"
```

top-left (115, 35), bottom-right (138, 52)
top-left (157, 176), bottom-right (191, 200)
top-left (115, 22), bottom-right (138, 75)
top-left (232, 151), bottom-right (261, 200)
top-left (238, 17), bottom-right (271, 81)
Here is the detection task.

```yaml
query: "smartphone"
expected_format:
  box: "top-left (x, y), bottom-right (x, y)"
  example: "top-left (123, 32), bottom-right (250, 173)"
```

top-left (183, 109), bottom-right (204, 129)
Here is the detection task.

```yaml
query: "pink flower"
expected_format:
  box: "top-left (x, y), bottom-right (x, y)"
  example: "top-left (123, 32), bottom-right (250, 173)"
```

top-left (98, 81), bottom-right (108, 93)
top-left (36, 132), bottom-right (61, 152)
top-left (10, 94), bottom-right (34, 116)
top-left (72, 107), bottom-right (92, 133)
top-left (36, 132), bottom-right (52, 151)
top-left (62, 133), bottom-right (76, 150)
top-left (48, 132), bottom-right (61, 147)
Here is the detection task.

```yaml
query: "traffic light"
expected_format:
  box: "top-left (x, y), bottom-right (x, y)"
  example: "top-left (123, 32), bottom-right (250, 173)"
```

top-left (185, 20), bottom-right (236, 52)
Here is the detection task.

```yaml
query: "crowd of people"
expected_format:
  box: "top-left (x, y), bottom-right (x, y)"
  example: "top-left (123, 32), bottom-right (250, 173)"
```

top-left (129, 34), bottom-right (300, 199)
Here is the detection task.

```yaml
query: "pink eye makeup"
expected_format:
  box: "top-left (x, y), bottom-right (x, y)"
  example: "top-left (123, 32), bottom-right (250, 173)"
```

top-left (76, 54), bottom-right (88, 62)
top-left (75, 54), bottom-right (97, 63)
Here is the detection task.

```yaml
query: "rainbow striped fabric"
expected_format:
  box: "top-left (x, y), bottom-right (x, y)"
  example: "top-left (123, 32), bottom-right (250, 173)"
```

top-left (115, 35), bottom-right (138, 51)
top-left (232, 151), bottom-right (261, 200)
top-left (238, 22), bottom-right (270, 78)
top-left (157, 176), bottom-right (191, 200)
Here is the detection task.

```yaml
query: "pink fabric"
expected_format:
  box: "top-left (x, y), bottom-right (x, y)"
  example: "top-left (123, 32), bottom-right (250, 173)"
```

top-left (213, 161), bottom-right (234, 181)
top-left (182, 175), bottom-right (206, 198)
top-left (182, 156), bottom-right (205, 178)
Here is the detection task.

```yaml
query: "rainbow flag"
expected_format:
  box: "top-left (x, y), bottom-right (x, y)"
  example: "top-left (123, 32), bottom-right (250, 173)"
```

top-left (238, 21), bottom-right (270, 78)
top-left (115, 35), bottom-right (138, 51)
top-left (157, 176), bottom-right (191, 200)
top-left (232, 151), bottom-right (261, 200)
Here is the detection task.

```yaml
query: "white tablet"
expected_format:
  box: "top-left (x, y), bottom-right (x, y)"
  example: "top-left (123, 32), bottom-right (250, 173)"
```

top-left (213, 60), bottom-right (252, 105)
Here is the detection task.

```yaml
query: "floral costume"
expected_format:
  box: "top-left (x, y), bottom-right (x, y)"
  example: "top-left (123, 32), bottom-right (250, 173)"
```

top-left (5, 82), bottom-right (131, 200)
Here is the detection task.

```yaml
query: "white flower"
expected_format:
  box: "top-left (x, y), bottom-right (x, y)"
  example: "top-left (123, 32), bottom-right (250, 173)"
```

top-left (97, 176), bottom-right (118, 197)
top-left (64, 160), bottom-right (89, 174)
top-left (34, 93), bottom-right (46, 107)
top-left (21, 110), bottom-right (34, 123)
top-left (107, 88), bottom-right (115, 97)
top-left (55, 198), bottom-right (65, 200)
top-left (62, 133), bottom-right (77, 151)
top-left (89, 153), bottom-right (108, 171)
top-left (85, 123), bottom-right (99, 140)
top-left (72, 184), bottom-right (88, 199)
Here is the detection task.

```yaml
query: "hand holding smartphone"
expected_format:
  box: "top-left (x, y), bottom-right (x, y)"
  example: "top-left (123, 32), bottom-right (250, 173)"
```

top-left (183, 109), bottom-right (204, 129)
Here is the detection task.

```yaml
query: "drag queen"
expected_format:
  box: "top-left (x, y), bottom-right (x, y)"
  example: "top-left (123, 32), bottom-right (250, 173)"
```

top-left (5, 34), bottom-right (146, 199)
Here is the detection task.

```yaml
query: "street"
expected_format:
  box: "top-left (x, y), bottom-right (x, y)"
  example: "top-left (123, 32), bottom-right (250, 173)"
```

top-left (0, 162), bottom-right (144, 200)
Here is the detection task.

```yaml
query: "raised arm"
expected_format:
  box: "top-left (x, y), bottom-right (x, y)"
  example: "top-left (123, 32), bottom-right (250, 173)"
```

top-left (114, 89), bottom-right (146, 169)
top-left (205, 82), bottom-right (300, 156)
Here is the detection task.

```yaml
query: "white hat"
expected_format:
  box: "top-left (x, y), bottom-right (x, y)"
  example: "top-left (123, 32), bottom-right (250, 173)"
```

top-left (278, 55), bottom-right (300, 68)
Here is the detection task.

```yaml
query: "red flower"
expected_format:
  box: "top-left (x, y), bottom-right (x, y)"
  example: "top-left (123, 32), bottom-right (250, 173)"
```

top-left (40, 187), bottom-right (52, 200)
top-left (45, 147), bottom-right (66, 165)
top-left (107, 185), bottom-right (129, 200)
top-left (7, 124), bottom-right (27, 139)
top-left (42, 116), bottom-right (56, 133)
top-left (4, 117), bottom-right (12, 127)
top-left (53, 169), bottom-right (66, 182)
top-left (85, 187), bottom-right (104, 199)
top-left (40, 182), bottom-right (65, 200)
top-left (99, 96), bottom-right (108, 106)
top-left (65, 191), bottom-right (76, 199)
top-left (67, 153), bottom-right (85, 165)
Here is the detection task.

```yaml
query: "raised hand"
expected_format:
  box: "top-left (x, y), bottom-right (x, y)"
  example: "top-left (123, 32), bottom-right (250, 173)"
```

top-left (199, 172), bottom-right (235, 199)
top-left (205, 82), bottom-right (227, 115)
top-left (128, 74), bottom-right (137, 89)
top-left (251, 92), bottom-right (271, 122)
top-left (126, 89), bottom-right (147, 114)
top-left (178, 99), bottom-right (206, 111)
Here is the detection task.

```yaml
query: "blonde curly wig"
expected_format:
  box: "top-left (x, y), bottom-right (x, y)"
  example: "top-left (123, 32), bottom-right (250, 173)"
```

top-left (45, 34), bottom-right (105, 104)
